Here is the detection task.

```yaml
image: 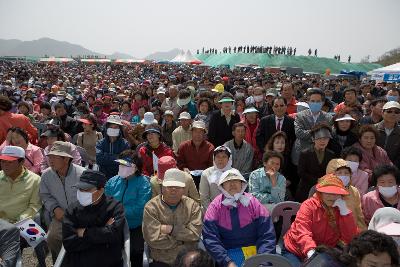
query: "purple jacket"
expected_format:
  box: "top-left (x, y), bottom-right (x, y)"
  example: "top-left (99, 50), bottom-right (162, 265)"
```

top-left (202, 192), bottom-right (275, 266)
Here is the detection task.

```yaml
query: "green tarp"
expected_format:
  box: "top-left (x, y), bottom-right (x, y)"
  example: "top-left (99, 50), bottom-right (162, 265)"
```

top-left (196, 53), bottom-right (382, 74)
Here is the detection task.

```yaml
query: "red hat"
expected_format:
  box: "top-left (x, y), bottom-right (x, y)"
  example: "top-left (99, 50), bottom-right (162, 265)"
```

top-left (222, 76), bottom-right (229, 82)
top-left (316, 173), bottom-right (349, 195)
top-left (79, 119), bottom-right (92, 125)
top-left (158, 156), bottom-right (176, 180)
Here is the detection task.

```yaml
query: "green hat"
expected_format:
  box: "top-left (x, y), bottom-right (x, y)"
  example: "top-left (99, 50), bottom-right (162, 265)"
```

top-left (218, 97), bottom-right (235, 103)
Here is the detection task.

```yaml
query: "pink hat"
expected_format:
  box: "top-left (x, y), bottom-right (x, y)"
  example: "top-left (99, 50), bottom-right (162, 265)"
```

top-left (157, 156), bottom-right (177, 180)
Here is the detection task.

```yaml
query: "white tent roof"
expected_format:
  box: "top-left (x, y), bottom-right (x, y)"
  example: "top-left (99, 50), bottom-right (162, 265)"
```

top-left (171, 50), bottom-right (200, 63)
top-left (369, 62), bottom-right (400, 74)
top-left (171, 50), bottom-right (185, 62)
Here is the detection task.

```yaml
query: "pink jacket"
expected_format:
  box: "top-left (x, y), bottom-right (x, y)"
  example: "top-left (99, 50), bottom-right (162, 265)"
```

top-left (0, 141), bottom-right (44, 174)
top-left (361, 188), bottom-right (400, 224)
top-left (353, 142), bottom-right (392, 172)
top-left (351, 169), bottom-right (369, 196)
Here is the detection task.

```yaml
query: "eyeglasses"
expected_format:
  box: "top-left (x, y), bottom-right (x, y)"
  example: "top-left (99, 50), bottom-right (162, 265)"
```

top-left (385, 110), bottom-right (400, 114)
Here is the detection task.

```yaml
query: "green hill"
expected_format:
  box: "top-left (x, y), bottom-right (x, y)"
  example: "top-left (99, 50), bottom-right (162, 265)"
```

top-left (197, 53), bottom-right (382, 74)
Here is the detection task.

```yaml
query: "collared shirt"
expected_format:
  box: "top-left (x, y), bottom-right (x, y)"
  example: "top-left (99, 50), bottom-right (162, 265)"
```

top-left (0, 167), bottom-right (41, 223)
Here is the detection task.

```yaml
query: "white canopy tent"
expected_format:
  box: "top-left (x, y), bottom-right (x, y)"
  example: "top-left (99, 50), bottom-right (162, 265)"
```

top-left (39, 57), bottom-right (75, 63)
top-left (170, 50), bottom-right (202, 64)
top-left (368, 62), bottom-right (400, 82)
top-left (170, 50), bottom-right (185, 62)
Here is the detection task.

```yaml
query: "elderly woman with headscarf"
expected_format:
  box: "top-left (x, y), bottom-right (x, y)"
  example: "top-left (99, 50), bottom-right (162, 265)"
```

top-left (283, 174), bottom-right (359, 267)
top-left (202, 169), bottom-right (276, 267)
top-left (368, 207), bottom-right (400, 253)
top-left (199, 145), bottom-right (233, 212)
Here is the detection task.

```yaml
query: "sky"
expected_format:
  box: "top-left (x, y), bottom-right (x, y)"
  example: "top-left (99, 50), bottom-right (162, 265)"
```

top-left (0, 0), bottom-right (399, 61)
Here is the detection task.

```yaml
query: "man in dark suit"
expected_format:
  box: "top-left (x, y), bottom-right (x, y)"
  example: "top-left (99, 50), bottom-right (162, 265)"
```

top-left (256, 96), bottom-right (295, 152)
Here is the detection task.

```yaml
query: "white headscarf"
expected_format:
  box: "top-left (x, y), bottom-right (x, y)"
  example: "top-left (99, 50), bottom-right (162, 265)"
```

top-left (218, 169), bottom-right (250, 208)
top-left (207, 145), bottom-right (232, 185)
top-left (368, 207), bottom-right (400, 231)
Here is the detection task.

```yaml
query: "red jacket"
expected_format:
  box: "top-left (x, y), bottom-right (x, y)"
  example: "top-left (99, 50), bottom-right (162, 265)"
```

top-left (243, 118), bottom-right (260, 163)
top-left (138, 142), bottom-right (174, 176)
top-left (0, 112), bottom-right (38, 144)
top-left (283, 196), bottom-right (358, 259)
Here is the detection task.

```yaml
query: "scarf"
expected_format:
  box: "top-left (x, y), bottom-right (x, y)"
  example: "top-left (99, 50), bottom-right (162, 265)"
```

top-left (219, 185), bottom-right (250, 208)
top-left (207, 157), bottom-right (232, 185)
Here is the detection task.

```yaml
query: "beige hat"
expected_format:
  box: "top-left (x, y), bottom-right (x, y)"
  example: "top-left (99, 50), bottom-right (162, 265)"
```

top-left (48, 141), bottom-right (73, 158)
top-left (178, 112), bottom-right (191, 120)
top-left (162, 168), bottom-right (186, 187)
top-left (192, 120), bottom-right (206, 131)
top-left (218, 169), bottom-right (246, 186)
top-left (326, 158), bottom-right (351, 174)
top-left (383, 101), bottom-right (400, 110)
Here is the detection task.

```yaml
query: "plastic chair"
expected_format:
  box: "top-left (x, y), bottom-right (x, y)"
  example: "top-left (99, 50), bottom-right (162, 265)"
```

top-left (270, 201), bottom-right (301, 254)
top-left (122, 220), bottom-right (131, 267)
top-left (271, 201), bottom-right (301, 240)
top-left (76, 146), bottom-right (90, 167)
top-left (242, 253), bottom-right (292, 267)
top-left (143, 242), bottom-right (150, 267)
top-left (53, 245), bottom-right (66, 267)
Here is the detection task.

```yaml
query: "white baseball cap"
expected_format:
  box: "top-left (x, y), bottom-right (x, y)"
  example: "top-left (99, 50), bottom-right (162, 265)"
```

top-left (0, 146), bottom-right (25, 161)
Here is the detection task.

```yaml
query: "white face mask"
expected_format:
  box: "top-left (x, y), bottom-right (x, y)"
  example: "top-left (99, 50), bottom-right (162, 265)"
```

top-left (77, 189), bottom-right (102, 207)
top-left (338, 175), bottom-right (350, 187)
top-left (107, 128), bottom-right (120, 137)
top-left (378, 186), bottom-right (398, 198)
top-left (346, 161), bottom-right (359, 174)
top-left (253, 95), bottom-right (264, 103)
top-left (77, 190), bottom-right (95, 206)
top-left (118, 165), bottom-right (136, 178)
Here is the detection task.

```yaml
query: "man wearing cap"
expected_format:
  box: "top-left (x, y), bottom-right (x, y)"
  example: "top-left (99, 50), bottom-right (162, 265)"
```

top-left (39, 141), bottom-right (86, 260)
top-left (40, 128), bottom-right (82, 173)
top-left (150, 156), bottom-right (200, 203)
top-left (208, 93), bottom-right (241, 147)
top-left (0, 146), bottom-right (41, 223)
top-left (62, 169), bottom-right (126, 267)
top-left (172, 112), bottom-right (192, 155)
top-left (0, 96), bottom-right (38, 145)
top-left (256, 96), bottom-right (296, 152)
top-left (224, 122), bottom-right (254, 174)
top-left (138, 124), bottom-right (174, 176)
top-left (375, 101), bottom-right (400, 169)
top-left (143, 168), bottom-right (202, 266)
top-left (96, 115), bottom-right (129, 178)
top-left (177, 120), bottom-right (214, 187)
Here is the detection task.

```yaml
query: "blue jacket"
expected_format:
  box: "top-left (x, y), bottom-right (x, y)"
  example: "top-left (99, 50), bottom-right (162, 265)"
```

top-left (96, 135), bottom-right (129, 179)
top-left (105, 174), bottom-right (151, 229)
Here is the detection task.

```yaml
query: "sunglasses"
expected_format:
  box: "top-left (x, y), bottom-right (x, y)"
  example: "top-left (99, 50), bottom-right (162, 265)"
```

top-left (385, 110), bottom-right (400, 114)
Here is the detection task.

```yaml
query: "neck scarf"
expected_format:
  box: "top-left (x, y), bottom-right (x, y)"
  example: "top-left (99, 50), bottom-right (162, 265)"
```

top-left (219, 184), bottom-right (250, 208)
